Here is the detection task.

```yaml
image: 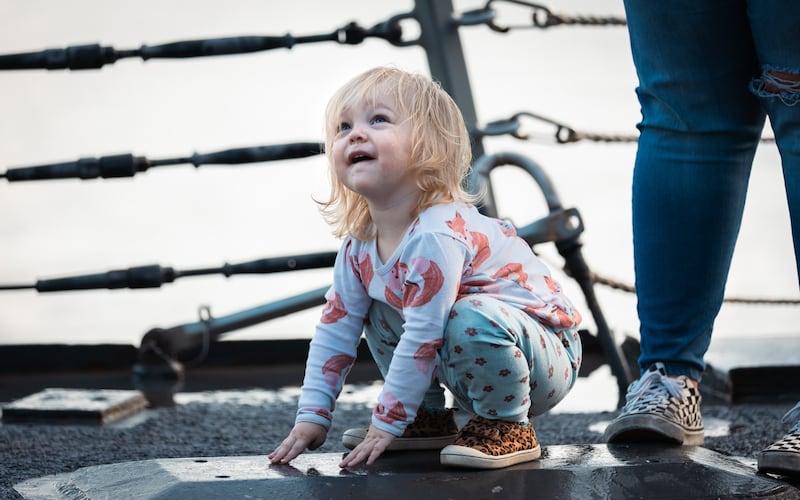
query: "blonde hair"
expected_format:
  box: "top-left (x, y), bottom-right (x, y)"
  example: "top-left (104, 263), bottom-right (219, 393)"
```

top-left (317, 66), bottom-right (477, 240)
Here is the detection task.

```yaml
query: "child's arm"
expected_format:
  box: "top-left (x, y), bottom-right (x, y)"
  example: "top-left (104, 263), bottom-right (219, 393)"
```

top-left (268, 422), bottom-right (327, 465)
top-left (271, 240), bottom-right (371, 463)
top-left (338, 234), bottom-right (467, 468)
top-left (296, 243), bottom-right (372, 427)
top-left (370, 233), bottom-right (467, 434)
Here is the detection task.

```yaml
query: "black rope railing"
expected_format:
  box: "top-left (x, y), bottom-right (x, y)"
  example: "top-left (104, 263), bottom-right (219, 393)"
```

top-left (477, 111), bottom-right (777, 145)
top-left (0, 142), bottom-right (323, 182)
top-left (527, 253), bottom-right (800, 306)
top-left (590, 272), bottom-right (800, 306)
top-left (0, 2), bottom-right (630, 73)
top-left (457, 0), bottom-right (627, 32)
top-left (0, 13), bottom-right (416, 71)
top-left (476, 111), bottom-right (637, 144)
top-left (4, 114), bottom-right (778, 183)
top-left (0, 252), bottom-right (337, 293)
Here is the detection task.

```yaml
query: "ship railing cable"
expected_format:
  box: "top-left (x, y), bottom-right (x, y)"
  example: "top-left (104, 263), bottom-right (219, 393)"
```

top-left (0, 142), bottom-right (324, 182)
top-left (456, 0), bottom-right (627, 31)
top-left (4, 110), bottom-right (779, 182)
top-left (1, 180), bottom-right (796, 306)
top-left (476, 111), bottom-right (777, 145)
top-left (0, 13), bottom-right (418, 71)
top-left (2, 112), bottom-right (777, 182)
top-left (534, 255), bottom-right (800, 306)
top-left (0, 2), bottom-right (627, 73)
top-left (591, 272), bottom-right (799, 305)
top-left (0, 252), bottom-right (338, 292)
top-left (476, 111), bottom-right (638, 144)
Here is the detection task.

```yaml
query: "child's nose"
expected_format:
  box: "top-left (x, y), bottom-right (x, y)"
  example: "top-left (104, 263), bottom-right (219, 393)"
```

top-left (348, 122), bottom-right (368, 141)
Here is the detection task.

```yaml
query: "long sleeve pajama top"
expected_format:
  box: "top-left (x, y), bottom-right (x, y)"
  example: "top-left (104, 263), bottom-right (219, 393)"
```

top-left (296, 202), bottom-right (582, 436)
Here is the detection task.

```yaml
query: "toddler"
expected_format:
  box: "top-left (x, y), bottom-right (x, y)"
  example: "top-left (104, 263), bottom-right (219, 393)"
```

top-left (268, 66), bottom-right (582, 470)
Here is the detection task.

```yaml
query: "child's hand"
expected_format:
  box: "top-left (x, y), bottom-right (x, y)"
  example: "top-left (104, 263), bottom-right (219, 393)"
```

top-left (268, 422), bottom-right (327, 465)
top-left (338, 424), bottom-right (396, 468)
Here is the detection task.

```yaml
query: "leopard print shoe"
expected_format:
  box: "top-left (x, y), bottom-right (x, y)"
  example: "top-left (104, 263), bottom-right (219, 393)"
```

top-left (439, 414), bottom-right (541, 469)
top-left (341, 406), bottom-right (458, 451)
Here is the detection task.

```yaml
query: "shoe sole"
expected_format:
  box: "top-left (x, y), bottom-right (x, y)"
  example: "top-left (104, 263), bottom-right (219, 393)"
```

top-left (758, 451), bottom-right (800, 477)
top-left (342, 428), bottom-right (457, 451)
top-left (440, 444), bottom-right (541, 469)
top-left (604, 414), bottom-right (704, 446)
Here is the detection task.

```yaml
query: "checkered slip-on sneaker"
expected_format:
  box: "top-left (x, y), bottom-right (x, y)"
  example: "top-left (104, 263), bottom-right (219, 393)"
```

top-left (758, 401), bottom-right (800, 477)
top-left (604, 362), bottom-right (704, 445)
top-left (439, 414), bottom-right (541, 469)
top-left (342, 406), bottom-right (458, 451)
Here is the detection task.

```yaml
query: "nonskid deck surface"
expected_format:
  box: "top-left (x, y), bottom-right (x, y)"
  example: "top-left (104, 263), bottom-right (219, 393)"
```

top-left (14, 445), bottom-right (799, 499)
top-left (3, 335), bottom-right (800, 499)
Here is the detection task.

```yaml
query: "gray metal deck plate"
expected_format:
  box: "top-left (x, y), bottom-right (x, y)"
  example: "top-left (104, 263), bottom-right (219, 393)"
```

top-left (14, 444), bottom-right (799, 499)
top-left (1, 388), bottom-right (148, 425)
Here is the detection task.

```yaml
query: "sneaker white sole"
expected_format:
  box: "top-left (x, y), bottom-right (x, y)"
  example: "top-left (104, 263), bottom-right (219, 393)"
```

top-left (342, 428), bottom-right (457, 451)
top-left (604, 414), bottom-right (704, 446)
top-left (440, 444), bottom-right (541, 469)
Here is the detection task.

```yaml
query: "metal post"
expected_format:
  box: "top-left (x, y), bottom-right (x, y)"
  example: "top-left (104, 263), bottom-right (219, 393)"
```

top-left (413, 0), bottom-right (497, 216)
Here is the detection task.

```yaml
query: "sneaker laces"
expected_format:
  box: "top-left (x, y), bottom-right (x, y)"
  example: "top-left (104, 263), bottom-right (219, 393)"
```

top-left (625, 366), bottom-right (685, 407)
top-left (781, 401), bottom-right (800, 427)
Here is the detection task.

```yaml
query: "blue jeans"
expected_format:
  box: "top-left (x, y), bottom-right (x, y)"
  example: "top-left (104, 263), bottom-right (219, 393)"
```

top-left (623, 0), bottom-right (800, 381)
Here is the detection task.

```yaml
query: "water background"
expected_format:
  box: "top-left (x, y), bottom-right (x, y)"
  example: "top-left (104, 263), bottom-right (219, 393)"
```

top-left (1, 0), bottom-right (797, 346)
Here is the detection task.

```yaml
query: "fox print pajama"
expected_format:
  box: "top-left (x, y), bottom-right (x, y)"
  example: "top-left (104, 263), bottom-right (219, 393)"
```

top-left (295, 202), bottom-right (582, 436)
top-left (367, 297), bottom-right (581, 422)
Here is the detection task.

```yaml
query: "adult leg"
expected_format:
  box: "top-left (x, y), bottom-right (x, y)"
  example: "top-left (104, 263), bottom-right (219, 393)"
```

top-left (747, 1), bottom-right (800, 477)
top-left (606, 0), bottom-right (764, 445)
top-left (625, 0), bottom-right (765, 380)
top-left (748, 0), bottom-right (800, 281)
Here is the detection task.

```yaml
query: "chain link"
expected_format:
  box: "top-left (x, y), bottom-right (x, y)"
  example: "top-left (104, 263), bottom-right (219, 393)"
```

top-left (537, 246), bottom-right (798, 306)
top-left (567, 130), bottom-right (638, 144)
top-left (477, 111), bottom-right (638, 144)
top-left (535, 12), bottom-right (627, 28)
top-left (480, 0), bottom-right (627, 32)
top-left (478, 111), bottom-right (777, 145)
top-left (591, 272), bottom-right (800, 305)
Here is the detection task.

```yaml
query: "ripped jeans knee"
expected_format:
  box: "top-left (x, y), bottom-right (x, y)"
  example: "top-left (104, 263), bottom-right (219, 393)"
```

top-left (750, 65), bottom-right (800, 106)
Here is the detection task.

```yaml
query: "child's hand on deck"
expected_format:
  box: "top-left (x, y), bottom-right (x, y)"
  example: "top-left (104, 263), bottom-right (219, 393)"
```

top-left (338, 424), bottom-right (396, 468)
top-left (268, 422), bottom-right (327, 465)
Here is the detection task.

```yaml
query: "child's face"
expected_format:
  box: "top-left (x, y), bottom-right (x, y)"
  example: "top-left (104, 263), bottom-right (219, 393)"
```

top-left (331, 92), bottom-right (419, 207)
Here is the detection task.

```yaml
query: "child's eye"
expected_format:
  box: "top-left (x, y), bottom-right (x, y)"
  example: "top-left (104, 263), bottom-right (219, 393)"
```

top-left (371, 115), bottom-right (388, 124)
top-left (338, 122), bottom-right (352, 132)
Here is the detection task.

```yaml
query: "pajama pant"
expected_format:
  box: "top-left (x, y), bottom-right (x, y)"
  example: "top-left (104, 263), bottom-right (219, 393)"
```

top-left (365, 296), bottom-right (582, 423)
